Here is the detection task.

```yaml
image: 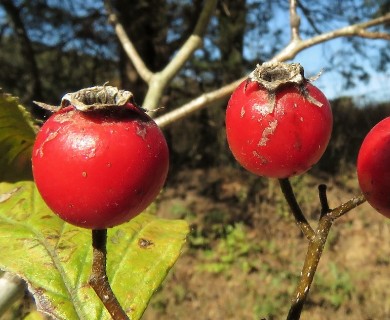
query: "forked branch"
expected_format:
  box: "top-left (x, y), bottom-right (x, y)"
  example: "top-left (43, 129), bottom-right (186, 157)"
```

top-left (281, 180), bottom-right (366, 320)
top-left (105, 0), bottom-right (218, 111)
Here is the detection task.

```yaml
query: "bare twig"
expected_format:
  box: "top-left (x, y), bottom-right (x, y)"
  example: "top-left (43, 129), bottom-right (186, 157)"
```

top-left (155, 78), bottom-right (243, 127)
top-left (289, 0), bottom-right (301, 41)
top-left (328, 193), bottom-right (366, 220)
top-left (272, 13), bottom-right (390, 62)
top-left (154, 13), bottom-right (390, 127)
top-left (105, 1), bottom-right (152, 83)
top-left (106, 0), bottom-right (218, 111)
top-left (350, 30), bottom-right (390, 40)
top-left (142, 0), bottom-right (218, 111)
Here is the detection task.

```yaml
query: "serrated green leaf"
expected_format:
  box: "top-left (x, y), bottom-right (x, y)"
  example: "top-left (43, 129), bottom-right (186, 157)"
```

top-left (0, 91), bottom-right (37, 182)
top-left (0, 181), bottom-right (189, 320)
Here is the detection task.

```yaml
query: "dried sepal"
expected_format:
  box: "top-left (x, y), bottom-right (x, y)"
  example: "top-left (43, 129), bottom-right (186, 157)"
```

top-left (34, 84), bottom-right (139, 113)
top-left (246, 62), bottom-right (323, 112)
top-left (33, 101), bottom-right (60, 112)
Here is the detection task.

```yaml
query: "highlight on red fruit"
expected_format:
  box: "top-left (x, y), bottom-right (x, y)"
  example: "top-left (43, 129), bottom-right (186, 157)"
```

top-left (357, 117), bottom-right (390, 218)
top-left (32, 90), bottom-right (169, 229)
top-left (225, 62), bottom-right (333, 179)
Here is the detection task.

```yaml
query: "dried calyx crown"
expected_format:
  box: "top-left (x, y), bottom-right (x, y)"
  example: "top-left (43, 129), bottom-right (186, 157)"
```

top-left (34, 83), bottom-right (143, 112)
top-left (247, 62), bottom-right (323, 112)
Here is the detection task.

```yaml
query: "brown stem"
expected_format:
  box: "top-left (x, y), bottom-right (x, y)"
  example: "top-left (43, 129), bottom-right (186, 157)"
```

top-left (89, 229), bottom-right (130, 320)
top-left (278, 178), bottom-right (315, 240)
top-left (285, 185), bottom-right (367, 320)
top-left (328, 193), bottom-right (366, 220)
top-left (287, 215), bottom-right (332, 320)
top-left (318, 184), bottom-right (330, 218)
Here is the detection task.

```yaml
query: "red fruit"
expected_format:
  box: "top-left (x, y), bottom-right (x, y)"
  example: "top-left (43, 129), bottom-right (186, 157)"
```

top-left (226, 62), bottom-right (333, 178)
top-left (32, 103), bottom-right (169, 229)
top-left (357, 117), bottom-right (390, 218)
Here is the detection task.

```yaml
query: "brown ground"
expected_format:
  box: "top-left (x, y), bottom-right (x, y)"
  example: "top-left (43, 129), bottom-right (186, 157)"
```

top-left (142, 166), bottom-right (390, 320)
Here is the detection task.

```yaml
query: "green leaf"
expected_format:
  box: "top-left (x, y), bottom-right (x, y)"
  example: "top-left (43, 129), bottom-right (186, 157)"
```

top-left (23, 311), bottom-right (46, 320)
top-left (0, 91), bottom-right (37, 182)
top-left (0, 181), bottom-right (189, 320)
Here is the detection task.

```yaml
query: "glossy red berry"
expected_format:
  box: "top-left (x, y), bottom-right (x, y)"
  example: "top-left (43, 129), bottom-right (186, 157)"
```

top-left (32, 99), bottom-right (169, 229)
top-left (357, 117), bottom-right (390, 218)
top-left (226, 62), bottom-right (333, 178)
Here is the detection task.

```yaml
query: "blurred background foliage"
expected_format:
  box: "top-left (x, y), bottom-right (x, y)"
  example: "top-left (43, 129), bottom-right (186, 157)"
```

top-left (0, 0), bottom-right (389, 174)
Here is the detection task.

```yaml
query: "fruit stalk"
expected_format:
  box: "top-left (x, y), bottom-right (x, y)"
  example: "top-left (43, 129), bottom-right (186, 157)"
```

top-left (89, 229), bottom-right (130, 320)
top-left (278, 179), bottom-right (315, 240)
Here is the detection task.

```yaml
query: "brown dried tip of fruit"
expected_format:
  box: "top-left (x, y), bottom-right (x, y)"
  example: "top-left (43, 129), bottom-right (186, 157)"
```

top-left (246, 62), bottom-right (323, 112)
top-left (34, 84), bottom-right (139, 113)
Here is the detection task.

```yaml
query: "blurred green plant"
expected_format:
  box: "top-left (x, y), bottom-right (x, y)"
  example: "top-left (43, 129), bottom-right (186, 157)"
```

top-left (199, 223), bottom-right (261, 274)
top-left (170, 203), bottom-right (196, 220)
top-left (252, 263), bottom-right (296, 319)
top-left (314, 262), bottom-right (354, 308)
